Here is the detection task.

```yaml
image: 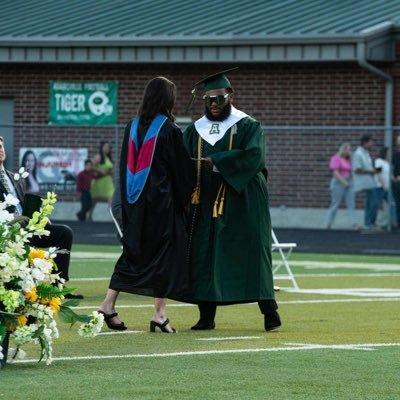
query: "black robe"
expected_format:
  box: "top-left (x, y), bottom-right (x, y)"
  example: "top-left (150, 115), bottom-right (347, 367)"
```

top-left (109, 118), bottom-right (194, 299)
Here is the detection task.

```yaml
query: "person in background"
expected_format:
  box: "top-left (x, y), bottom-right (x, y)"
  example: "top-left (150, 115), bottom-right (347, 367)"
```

top-left (20, 150), bottom-right (40, 193)
top-left (98, 77), bottom-right (194, 333)
top-left (88, 141), bottom-right (114, 221)
top-left (326, 143), bottom-right (358, 230)
top-left (392, 135), bottom-right (400, 229)
top-left (352, 134), bottom-right (380, 231)
top-left (375, 146), bottom-right (396, 230)
top-left (76, 159), bottom-right (94, 222)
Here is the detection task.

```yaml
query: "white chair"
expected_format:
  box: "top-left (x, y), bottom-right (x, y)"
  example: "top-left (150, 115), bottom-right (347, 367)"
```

top-left (271, 229), bottom-right (299, 290)
top-left (109, 207), bottom-right (123, 240)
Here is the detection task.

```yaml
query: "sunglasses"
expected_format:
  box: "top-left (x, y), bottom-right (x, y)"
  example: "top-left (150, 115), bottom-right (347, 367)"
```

top-left (203, 93), bottom-right (230, 107)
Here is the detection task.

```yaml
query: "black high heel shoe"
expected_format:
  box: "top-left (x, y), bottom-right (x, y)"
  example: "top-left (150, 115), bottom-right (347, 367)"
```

top-left (98, 311), bottom-right (127, 331)
top-left (149, 318), bottom-right (176, 333)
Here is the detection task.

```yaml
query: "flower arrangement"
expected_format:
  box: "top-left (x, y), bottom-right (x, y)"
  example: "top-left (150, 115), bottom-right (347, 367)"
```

top-left (0, 181), bottom-right (103, 366)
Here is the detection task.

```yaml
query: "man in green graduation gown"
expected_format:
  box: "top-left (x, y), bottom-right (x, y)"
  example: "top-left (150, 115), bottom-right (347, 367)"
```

top-left (183, 69), bottom-right (281, 331)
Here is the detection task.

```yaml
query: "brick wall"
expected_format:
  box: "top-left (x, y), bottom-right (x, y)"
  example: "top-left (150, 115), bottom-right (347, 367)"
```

top-left (0, 61), bottom-right (394, 207)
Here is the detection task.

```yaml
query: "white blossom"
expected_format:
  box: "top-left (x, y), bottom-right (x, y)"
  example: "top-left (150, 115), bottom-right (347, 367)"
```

top-left (11, 324), bottom-right (38, 346)
top-left (31, 268), bottom-right (45, 282)
top-left (0, 209), bottom-right (14, 223)
top-left (7, 347), bottom-right (26, 362)
top-left (46, 247), bottom-right (58, 259)
top-left (4, 193), bottom-right (20, 207)
top-left (78, 311), bottom-right (104, 338)
top-left (32, 258), bottom-right (53, 274)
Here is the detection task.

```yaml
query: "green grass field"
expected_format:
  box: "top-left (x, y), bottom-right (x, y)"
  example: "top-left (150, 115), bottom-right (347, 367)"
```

top-left (1, 244), bottom-right (400, 400)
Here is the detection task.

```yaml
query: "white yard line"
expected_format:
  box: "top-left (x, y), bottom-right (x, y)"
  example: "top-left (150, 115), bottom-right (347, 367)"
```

top-left (71, 277), bottom-right (111, 281)
top-left (97, 330), bottom-right (144, 335)
top-left (73, 303), bottom-right (194, 309)
top-left (70, 272), bottom-right (400, 282)
top-left (14, 342), bottom-right (400, 364)
top-left (71, 297), bottom-right (400, 310)
top-left (290, 261), bottom-right (400, 271)
top-left (293, 273), bottom-right (400, 277)
top-left (71, 252), bottom-right (400, 271)
top-left (280, 297), bottom-right (400, 304)
top-left (196, 336), bottom-right (262, 341)
top-left (285, 288), bottom-right (400, 297)
top-left (71, 252), bottom-right (120, 259)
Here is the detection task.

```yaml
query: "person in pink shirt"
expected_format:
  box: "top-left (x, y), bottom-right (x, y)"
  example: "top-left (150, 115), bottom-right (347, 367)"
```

top-left (326, 143), bottom-right (359, 229)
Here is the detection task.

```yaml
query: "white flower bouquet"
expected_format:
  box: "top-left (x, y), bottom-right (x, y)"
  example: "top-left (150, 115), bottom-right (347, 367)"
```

top-left (0, 190), bottom-right (103, 366)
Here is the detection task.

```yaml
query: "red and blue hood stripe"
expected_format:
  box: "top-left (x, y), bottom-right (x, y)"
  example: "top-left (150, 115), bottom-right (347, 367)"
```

top-left (126, 114), bottom-right (167, 204)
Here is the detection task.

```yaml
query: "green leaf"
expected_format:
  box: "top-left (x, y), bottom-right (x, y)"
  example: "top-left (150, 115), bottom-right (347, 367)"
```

top-left (32, 324), bottom-right (44, 339)
top-left (36, 284), bottom-right (74, 299)
top-left (37, 335), bottom-right (48, 363)
top-left (58, 306), bottom-right (77, 325)
top-left (59, 305), bottom-right (92, 325)
top-left (61, 299), bottom-right (81, 307)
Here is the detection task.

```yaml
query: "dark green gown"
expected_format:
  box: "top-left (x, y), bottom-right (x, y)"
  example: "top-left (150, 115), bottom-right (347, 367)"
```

top-left (183, 115), bottom-right (275, 304)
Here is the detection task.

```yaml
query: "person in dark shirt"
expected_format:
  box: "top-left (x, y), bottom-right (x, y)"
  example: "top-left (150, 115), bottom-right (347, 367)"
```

top-left (76, 159), bottom-right (94, 221)
top-left (392, 135), bottom-right (400, 227)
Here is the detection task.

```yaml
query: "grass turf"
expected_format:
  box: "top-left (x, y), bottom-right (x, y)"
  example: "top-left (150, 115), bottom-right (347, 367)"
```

top-left (1, 244), bottom-right (399, 399)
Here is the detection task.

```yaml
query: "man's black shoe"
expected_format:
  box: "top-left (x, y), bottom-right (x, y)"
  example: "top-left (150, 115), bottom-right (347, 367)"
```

top-left (190, 319), bottom-right (216, 330)
top-left (64, 293), bottom-right (84, 300)
top-left (264, 311), bottom-right (281, 331)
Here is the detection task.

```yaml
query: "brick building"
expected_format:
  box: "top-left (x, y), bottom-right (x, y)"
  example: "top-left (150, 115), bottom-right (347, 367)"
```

top-left (1, 0), bottom-right (399, 227)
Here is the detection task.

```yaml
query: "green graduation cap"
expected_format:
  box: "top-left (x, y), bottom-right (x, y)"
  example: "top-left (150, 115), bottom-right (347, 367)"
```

top-left (185, 67), bottom-right (238, 113)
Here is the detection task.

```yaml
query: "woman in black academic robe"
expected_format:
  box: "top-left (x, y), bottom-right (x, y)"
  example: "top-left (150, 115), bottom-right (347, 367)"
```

top-left (98, 77), bottom-right (194, 333)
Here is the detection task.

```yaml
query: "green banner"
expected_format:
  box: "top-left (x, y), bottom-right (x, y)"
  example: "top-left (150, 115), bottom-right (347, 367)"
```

top-left (49, 81), bottom-right (118, 125)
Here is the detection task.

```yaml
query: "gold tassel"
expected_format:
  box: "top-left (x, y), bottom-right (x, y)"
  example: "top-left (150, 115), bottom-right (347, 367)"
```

top-left (191, 186), bottom-right (200, 205)
top-left (213, 199), bottom-right (219, 218)
top-left (213, 184), bottom-right (224, 218)
top-left (218, 186), bottom-right (226, 215)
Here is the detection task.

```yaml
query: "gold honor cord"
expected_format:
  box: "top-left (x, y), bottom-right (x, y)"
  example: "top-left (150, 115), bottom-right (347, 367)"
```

top-left (191, 135), bottom-right (202, 205)
top-left (213, 127), bottom-right (233, 218)
top-left (190, 127), bottom-right (234, 217)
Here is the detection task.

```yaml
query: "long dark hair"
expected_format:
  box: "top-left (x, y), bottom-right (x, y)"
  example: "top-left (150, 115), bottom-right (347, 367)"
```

top-left (99, 141), bottom-right (112, 165)
top-left (137, 77), bottom-right (176, 135)
top-left (20, 150), bottom-right (37, 190)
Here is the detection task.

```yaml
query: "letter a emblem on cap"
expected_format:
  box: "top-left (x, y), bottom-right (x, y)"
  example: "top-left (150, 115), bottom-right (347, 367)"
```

top-left (209, 124), bottom-right (220, 135)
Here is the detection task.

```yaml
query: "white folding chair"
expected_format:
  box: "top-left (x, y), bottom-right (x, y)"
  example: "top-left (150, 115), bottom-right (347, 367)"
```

top-left (271, 229), bottom-right (299, 290)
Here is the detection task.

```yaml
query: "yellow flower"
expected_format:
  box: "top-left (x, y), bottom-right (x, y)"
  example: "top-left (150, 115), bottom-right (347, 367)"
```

top-left (16, 315), bottom-right (28, 327)
top-left (28, 249), bottom-right (46, 265)
top-left (23, 287), bottom-right (38, 302)
top-left (49, 296), bottom-right (62, 316)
